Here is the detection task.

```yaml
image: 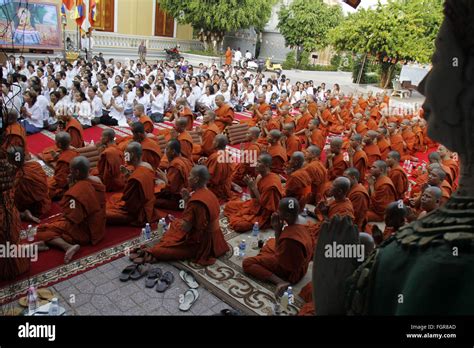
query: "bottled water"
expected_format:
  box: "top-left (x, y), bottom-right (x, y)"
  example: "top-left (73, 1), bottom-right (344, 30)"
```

top-left (280, 291), bottom-right (289, 311)
top-left (27, 225), bottom-right (34, 242)
top-left (251, 222), bottom-right (259, 238)
top-left (239, 239), bottom-right (246, 258)
top-left (49, 298), bottom-right (59, 316)
top-left (141, 228), bottom-right (147, 243)
top-left (145, 223), bottom-right (151, 240)
top-left (90, 140), bottom-right (95, 146)
top-left (287, 286), bottom-right (294, 305)
top-left (158, 219), bottom-right (165, 234)
top-left (28, 286), bottom-right (38, 315)
top-left (302, 208), bottom-right (308, 217)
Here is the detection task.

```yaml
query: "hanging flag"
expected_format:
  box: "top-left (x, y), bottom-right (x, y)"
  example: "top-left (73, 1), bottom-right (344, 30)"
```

top-left (75, 0), bottom-right (86, 27)
top-left (80, 0), bottom-right (92, 33)
top-left (89, 0), bottom-right (97, 26)
top-left (62, 0), bottom-right (74, 11)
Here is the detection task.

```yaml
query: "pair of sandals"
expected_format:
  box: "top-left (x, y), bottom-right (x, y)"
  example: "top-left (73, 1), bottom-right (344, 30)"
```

top-left (178, 270), bottom-right (200, 312)
top-left (145, 268), bottom-right (174, 292)
top-left (119, 264), bottom-right (151, 282)
top-left (129, 248), bottom-right (157, 265)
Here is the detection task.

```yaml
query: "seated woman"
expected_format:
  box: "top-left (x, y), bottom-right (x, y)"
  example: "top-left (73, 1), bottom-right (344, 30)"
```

top-left (73, 91), bottom-right (93, 129)
top-left (20, 90), bottom-right (43, 134)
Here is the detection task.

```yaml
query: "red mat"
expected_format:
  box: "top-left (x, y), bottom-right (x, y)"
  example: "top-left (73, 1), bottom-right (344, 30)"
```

top-left (27, 132), bottom-right (55, 155)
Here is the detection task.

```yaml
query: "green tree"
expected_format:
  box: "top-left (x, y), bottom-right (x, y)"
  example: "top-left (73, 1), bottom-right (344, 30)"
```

top-left (330, 0), bottom-right (443, 87)
top-left (277, 0), bottom-right (343, 68)
top-left (158, 0), bottom-right (276, 53)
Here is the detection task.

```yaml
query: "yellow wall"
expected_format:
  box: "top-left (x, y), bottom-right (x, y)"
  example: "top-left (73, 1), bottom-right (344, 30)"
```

top-left (176, 24), bottom-right (193, 41)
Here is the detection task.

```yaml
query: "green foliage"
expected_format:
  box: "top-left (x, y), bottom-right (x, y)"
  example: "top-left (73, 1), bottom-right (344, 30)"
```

top-left (352, 55), bottom-right (380, 84)
top-left (159, 0), bottom-right (276, 35)
top-left (330, 53), bottom-right (354, 72)
top-left (282, 51), bottom-right (297, 70)
top-left (278, 0), bottom-right (343, 54)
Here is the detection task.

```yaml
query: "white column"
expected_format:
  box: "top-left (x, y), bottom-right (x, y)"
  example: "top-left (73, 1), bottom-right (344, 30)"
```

top-left (173, 19), bottom-right (177, 38)
top-left (114, 0), bottom-right (118, 33)
top-left (152, 0), bottom-right (156, 36)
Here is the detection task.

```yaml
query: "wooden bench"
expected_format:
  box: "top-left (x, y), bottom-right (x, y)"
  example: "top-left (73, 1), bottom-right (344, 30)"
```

top-left (225, 124), bottom-right (249, 145)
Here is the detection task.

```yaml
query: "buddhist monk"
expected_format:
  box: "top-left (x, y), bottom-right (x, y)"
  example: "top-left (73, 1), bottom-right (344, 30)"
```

top-left (348, 134), bottom-right (369, 184)
top-left (363, 130), bottom-right (382, 166)
top-left (214, 95), bottom-right (235, 132)
top-left (138, 165), bottom-right (229, 265)
top-left (418, 186), bottom-right (442, 219)
top-left (242, 94), bottom-right (270, 127)
top-left (279, 104), bottom-right (295, 127)
top-left (276, 92), bottom-right (291, 117)
top-left (388, 122), bottom-right (406, 159)
top-left (282, 123), bottom-right (302, 159)
top-left (62, 112), bottom-right (85, 148)
top-left (266, 129), bottom-right (287, 175)
top-left (306, 118), bottom-right (326, 150)
top-left (285, 151), bottom-right (312, 210)
top-left (376, 201), bottom-right (408, 242)
top-left (3, 110), bottom-right (26, 151)
top-left (202, 134), bottom-right (234, 200)
top-left (193, 110), bottom-right (220, 160)
top-left (307, 95), bottom-right (318, 118)
top-left (48, 132), bottom-right (79, 200)
top-left (224, 153), bottom-right (284, 232)
top-left (376, 127), bottom-right (391, 160)
top-left (427, 166), bottom-right (451, 205)
top-left (225, 47), bottom-right (232, 65)
top-left (428, 151), bottom-right (455, 188)
top-left (366, 160), bottom-right (397, 222)
top-left (350, 113), bottom-right (368, 137)
top-left (124, 122), bottom-right (162, 170)
top-left (294, 101), bottom-right (313, 140)
top-left (344, 167), bottom-right (370, 231)
top-left (400, 119), bottom-right (418, 155)
top-left (172, 117), bottom-right (194, 161)
top-left (7, 146), bottom-right (50, 223)
top-left (437, 144), bottom-right (459, 186)
top-left (232, 127), bottom-right (263, 186)
top-left (386, 150), bottom-right (409, 200)
top-left (36, 156), bottom-right (106, 263)
top-left (132, 103), bottom-right (154, 134)
top-left (106, 142), bottom-right (158, 226)
top-left (326, 137), bottom-right (348, 181)
top-left (155, 139), bottom-right (193, 210)
top-left (259, 110), bottom-right (281, 143)
top-left (168, 98), bottom-right (194, 130)
top-left (314, 177), bottom-right (355, 224)
top-left (304, 145), bottom-right (328, 204)
top-left (242, 197), bottom-right (313, 293)
top-left (91, 128), bottom-right (125, 192)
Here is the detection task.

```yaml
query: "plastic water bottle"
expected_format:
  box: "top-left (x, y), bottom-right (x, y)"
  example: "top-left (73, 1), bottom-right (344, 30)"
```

top-left (145, 223), bottom-right (151, 240)
top-left (252, 222), bottom-right (259, 238)
top-left (239, 239), bottom-right (246, 258)
top-left (302, 208), bottom-right (308, 217)
top-left (90, 140), bottom-right (95, 146)
top-left (141, 228), bottom-right (147, 243)
top-left (49, 298), bottom-right (59, 316)
top-left (280, 291), bottom-right (289, 311)
top-left (28, 286), bottom-right (38, 315)
top-left (27, 225), bottom-right (34, 242)
top-left (158, 219), bottom-right (165, 234)
top-left (287, 286), bottom-right (294, 305)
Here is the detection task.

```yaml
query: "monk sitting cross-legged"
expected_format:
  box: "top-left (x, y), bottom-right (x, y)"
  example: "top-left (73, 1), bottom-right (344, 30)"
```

top-left (418, 186), bottom-right (442, 219)
top-left (35, 156), bottom-right (106, 264)
top-left (192, 110), bottom-right (220, 161)
top-left (344, 167), bottom-right (370, 231)
top-left (106, 142), bottom-right (159, 226)
top-left (386, 150), bottom-right (409, 200)
top-left (363, 130), bottom-right (382, 167)
top-left (91, 129), bottom-right (125, 192)
top-left (366, 160), bottom-right (397, 222)
top-left (119, 122), bottom-right (162, 170)
top-left (200, 134), bottom-right (234, 201)
top-left (305, 118), bottom-right (326, 151)
top-left (304, 145), bottom-right (328, 204)
top-left (131, 103), bottom-right (154, 134)
top-left (326, 137), bottom-right (348, 181)
top-left (282, 123), bottom-right (302, 159)
top-left (266, 130), bottom-right (287, 176)
top-left (285, 151), bottom-right (312, 210)
top-left (437, 144), bottom-right (459, 186)
top-left (348, 134), bottom-right (369, 184)
top-left (294, 101), bottom-right (314, 142)
top-left (376, 127), bottom-right (391, 160)
top-left (166, 98), bottom-right (194, 131)
top-left (155, 139), bottom-right (193, 210)
top-left (48, 132), bottom-right (79, 201)
top-left (242, 197), bottom-right (313, 294)
top-left (241, 94), bottom-right (270, 127)
top-left (7, 146), bottom-right (50, 223)
top-left (224, 153), bottom-right (284, 232)
top-left (232, 127), bottom-right (264, 186)
top-left (135, 166), bottom-right (229, 265)
top-left (214, 95), bottom-right (235, 132)
top-left (2, 110), bottom-right (26, 151)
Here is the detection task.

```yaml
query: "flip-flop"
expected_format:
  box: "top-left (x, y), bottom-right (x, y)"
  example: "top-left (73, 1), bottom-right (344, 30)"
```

top-left (129, 249), bottom-right (145, 261)
top-left (178, 289), bottom-right (199, 312)
top-left (130, 264), bottom-right (150, 281)
top-left (156, 271), bottom-right (174, 292)
top-left (133, 251), bottom-right (157, 265)
top-left (37, 288), bottom-right (54, 301)
top-left (179, 270), bottom-right (199, 289)
top-left (18, 297), bottom-right (49, 308)
top-left (119, 264), bottom-right (138, 282)
top-left (145, 267), bottom-right (163, 288)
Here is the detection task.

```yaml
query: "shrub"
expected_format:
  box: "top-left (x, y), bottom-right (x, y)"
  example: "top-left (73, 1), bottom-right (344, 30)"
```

top-left (282, 51), bottom-right (297, 70)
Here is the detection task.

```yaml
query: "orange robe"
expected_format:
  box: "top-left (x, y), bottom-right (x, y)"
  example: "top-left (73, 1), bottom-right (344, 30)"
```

top-left (232, 142), bottom-right (263, 186)
top-left (206, 151), bottom-right (234, 201)
top-left (155, 156), bottom-right (193, 210)
top-left (241, 103), bottom-right (270, 127)
top-left (402, 129), bottom-right (417, 155)
top-left (390, 133), bottom-right (406, 158)
top-left (48, 149), bottom-right (79, 199)
top-left (141, 137), bottom-right (162, 170)
top-left (215, 104), bottom-right (235, 132)
top-left (3, 123), bottom-right (26, 151)
top-left (364, 144), bottom-right (381, 167)
top-left (366, 176), bottom-right (397, 222)
top-left (348, 183), bottom-right (370, 230)
top-left (193, 123), bottom-right (219, 160)
top-left (180, 107), bottom-right (194, 131)
top-left (225, 49), bottom-right (232, 65)
top-left (295, 112), bottom-right (313, 134)
top-left (139, 114), bottom-right (155, 134)
top-left (309, 128), bottom-right (326, 150)
top-left (285, 167), bottom-right (311, 208)
top-left (366, 117), bottom-right (378, 131)
top-left (106, 165), bottom-right (158, 226)
top-left (267, 143), bottom-right (287, 175)
top-left (388, 165), bottom-right (408, 200)
top-left (328, 153), bottom-right (348, 181)
top-left (37, 179), bottom-right (106, 245)
top-left (65, 117), bottom-right (85, 148)
top-left (277, 100), bottom-right (291, 116)
top-left (352, 150), bottom-right (368, 183)
top-left (377, 136), bottom-right (391, 160)
top-left (308, 102), bottom-right (318, 117)
top-left (148, 188), bottom-right (229, 265)
top-left (91, 144), bottom-right (125, 192)
top-left (242, 224), bottom-right (313, 284)
top-left (356, 122), bottom-right (369, 137)
top-left (440, 181), bottom-right (452, 205)
top-left (14, 161), bottom-right (50, 217)
top-left (285, 134), bottom-right (302, 159)
top-left (412, 125), bottom-right (424, 152)
top-left (224, 172), bottom-right (284, 232)
top-left (327, 112), bottom-right (345, 134)
top-left (304, 159), bottom-right (328, 204)
top-left (442, 159), bottom-right (459, 184)
top-left (178, 131), bottom-right (194, 161)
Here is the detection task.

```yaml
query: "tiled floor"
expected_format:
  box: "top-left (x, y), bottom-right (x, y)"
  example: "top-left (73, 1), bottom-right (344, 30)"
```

top-left (2, 256), bottom-right (234, 316)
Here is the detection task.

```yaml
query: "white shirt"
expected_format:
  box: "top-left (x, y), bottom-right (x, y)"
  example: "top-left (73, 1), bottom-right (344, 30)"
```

top-left (191, 85), bottom-right (202, 100)
top-left (184, 93), bottom-right (197, 111)
top-left (36, 95), bottom-right (50, 122)
top-left (25, 102), bottom-right (44, 128)
top-left (166, 69), bottom-right (175, 82)
top-left (90, 96), bottom-right (103, 118)
top-left (245, 51), bottom-right (252, 60)
top-left (216, 90), bottom-right (231, 103)
top-left (150, 92), bottom-right (165, 114)
top-left (124, 91), bottom-right (135, 111)
top-left (75, 101), bottom-right (93, 127)
top-left (100, 89), bottom-right (112, 110)
top-left (136, 95), bottom-right (150, 113)
top-left (234, 51), bottom-right (242, 62)
top-left (241, 91), bottom-right (255, 105)
top-left (198, 94), bottom-right (216, 109)
top-left (109, 96), bottom-right (127, 126)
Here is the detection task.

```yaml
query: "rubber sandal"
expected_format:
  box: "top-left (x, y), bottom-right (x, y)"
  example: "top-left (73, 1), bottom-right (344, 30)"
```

top-left (145, 267), bottom-right (163, 288)
top-left (37, 288), bottom-right (54, 301)
top-left (133, 252), bottom-right (157, 265)
top-left (130, 264), bottom-right (150, 281)
top-left (179, 270), bottom-right (199, 289)
top-left (156, 271), bottom-right (174, 292)
top-left (178, 289), bottom-right (199, 311)
top-left (129, 249), bottom-right (145, 261)
top-left (18, 297), bottom-right (49, 308)
top-left (119, 264), bottom-right (138, 282)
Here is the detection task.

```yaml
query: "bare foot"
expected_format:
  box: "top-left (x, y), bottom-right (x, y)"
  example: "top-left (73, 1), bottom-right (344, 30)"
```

top-left (64, 244), bottom-right (80, 264)
top-left (21, 210), bottom-right (41, 224)
top-left (32, 241), bottom-right (49, 252)
top-left (275, 282), bottom-right (291, 298)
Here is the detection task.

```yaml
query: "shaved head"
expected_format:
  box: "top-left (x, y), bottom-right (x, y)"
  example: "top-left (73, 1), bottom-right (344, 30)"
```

top-left (307, 145), bottom-right (321, 157)
top-left (387, 151), bottom-right (401, 162)
top-left (344, 167), bottom-right (360, 184)
top-left (55, 132), bottom-right (71, 150)
top-left (215, 94), bottom-right (225, 102)
top-left (249, 126), bottom-right (261, 138)
top-left (259, 153), bottom-right (272, 168)
top-left (374, 160), bottom-right (387, 173)
top-left (190, 165), bottom-right (210, 188)
top-left (132, 122), bottom-right (145, 134)
top-left (289, 151), bottom-right (305, 170)
top-left (102, 128), bottom-right (115, 143)
top-left (176, 117), bottom-right (188, 128)
top-left (269, 129), bottom-right (282, 139)
top-left (331, 176), bottom-right (351, 198)
top-left (214, 134), bottom-right (228, 150)
top-left (279, 197), bottom-right (300, 217)
top-left (126, 141), bottom-right (142, 160)
top-left (330, 137), bottom-right (343, 147)
top-left (283, 123), bottom-right (295, 132)
top-left (351, 134), bottom-right (363, 143)
top-left (385, 201), bottom-right (408, 229)
top-left (70, 156), bottom-right (90, 179)
top-left (428, 151), bottom-right (442, 163)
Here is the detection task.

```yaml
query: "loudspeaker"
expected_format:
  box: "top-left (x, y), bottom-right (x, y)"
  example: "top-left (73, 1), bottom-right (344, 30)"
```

top-left (343, 0), bottom-right (361, 9)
